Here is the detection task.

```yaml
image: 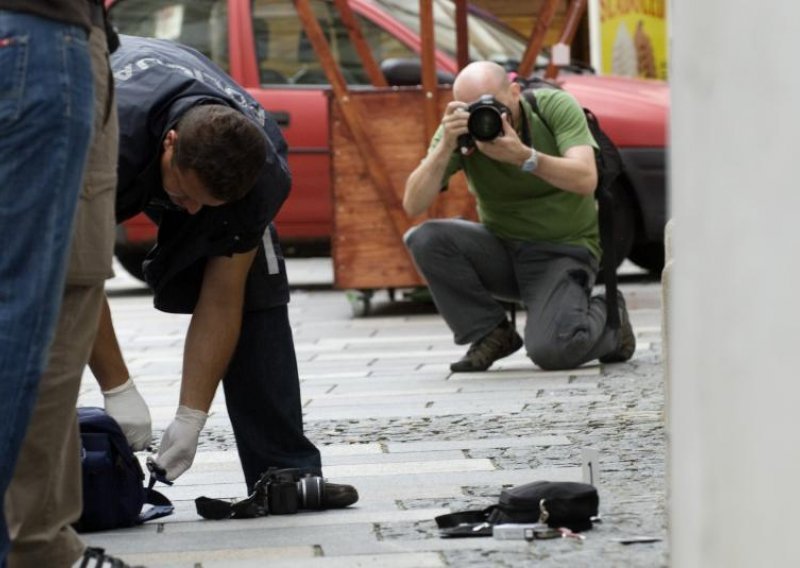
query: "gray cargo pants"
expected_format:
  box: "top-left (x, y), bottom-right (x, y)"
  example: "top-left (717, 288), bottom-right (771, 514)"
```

top-left (404, 219), bottom-right (618, 370)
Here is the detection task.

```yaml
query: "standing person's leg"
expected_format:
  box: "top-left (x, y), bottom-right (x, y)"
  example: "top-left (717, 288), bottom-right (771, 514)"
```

top-left (5, 17), bottom-right (117, 566)
top-left (0, 12), bottom-right (93, 562)
top-left (5, 286), bottom-right (105, 568)
top-left (513, 243), bottom-right (620, 370)
top-left (223, 305), bottom-right (322, 492)
top-left (403, 219), bottom-right (519, 344)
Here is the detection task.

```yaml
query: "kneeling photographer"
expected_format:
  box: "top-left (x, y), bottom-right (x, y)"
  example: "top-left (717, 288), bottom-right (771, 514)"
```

top-left (403, 61), bottom-right (635, 373)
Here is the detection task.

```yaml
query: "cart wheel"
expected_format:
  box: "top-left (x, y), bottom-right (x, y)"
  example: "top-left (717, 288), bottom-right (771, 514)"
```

top-left (346, 289), bottom-right (374, 317)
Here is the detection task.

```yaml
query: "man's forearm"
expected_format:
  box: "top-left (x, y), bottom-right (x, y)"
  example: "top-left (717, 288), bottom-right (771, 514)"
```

top-left (90, 295), bottom-right (131, 391)
top-left (180, 297), bottom-right (242, 412)
top-left (403, 142), bottom-right (455, 217)
top-left (178, 249), bottom-right (255, 412)
top-left (529, 149), bottom-right (598, 196)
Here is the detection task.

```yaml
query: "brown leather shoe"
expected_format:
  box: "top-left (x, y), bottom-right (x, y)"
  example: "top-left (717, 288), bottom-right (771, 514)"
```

top-left (450, 321), bottom-right (524, 372)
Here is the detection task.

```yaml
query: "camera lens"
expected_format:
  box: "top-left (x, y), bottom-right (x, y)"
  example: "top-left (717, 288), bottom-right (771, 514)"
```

top-left (297, 476), bottom-right (325, 509)
top-left (468, 106), bottom-right (503, 141)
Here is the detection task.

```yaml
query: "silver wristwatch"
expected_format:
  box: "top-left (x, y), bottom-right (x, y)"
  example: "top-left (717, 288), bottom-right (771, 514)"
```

top-left (520, 148), bottom-right (538, 173)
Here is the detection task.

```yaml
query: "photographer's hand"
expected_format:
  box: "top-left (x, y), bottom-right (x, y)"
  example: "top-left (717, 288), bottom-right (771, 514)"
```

top-left (403, 101), bottom-right (470, 216)
top-left (440, 101), bottom-right (470, 153)
top-left (475, 112), bottom-right (531, 165)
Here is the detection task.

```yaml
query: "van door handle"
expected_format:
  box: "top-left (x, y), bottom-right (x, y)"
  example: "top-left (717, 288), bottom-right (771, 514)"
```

top-left (270, 111), bottom-right (290, 127)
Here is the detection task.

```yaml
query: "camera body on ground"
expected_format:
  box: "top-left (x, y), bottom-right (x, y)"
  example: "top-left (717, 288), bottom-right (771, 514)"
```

top-left (264, 467), bottom-right (328, 513)
top-left (457, 94), bottom-right (512, 153)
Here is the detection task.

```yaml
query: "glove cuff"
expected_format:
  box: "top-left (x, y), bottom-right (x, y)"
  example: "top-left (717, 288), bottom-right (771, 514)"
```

top-left (102, 377), bottom-right (134, 396)
top-left (176, 405), bottom-right (209, 426)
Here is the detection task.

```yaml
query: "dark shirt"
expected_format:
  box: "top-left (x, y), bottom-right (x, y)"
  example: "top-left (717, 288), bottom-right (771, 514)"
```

top-left (0, 0), bottom-right (91, 32)
top-left (111, 35), bottom-right (291, 313)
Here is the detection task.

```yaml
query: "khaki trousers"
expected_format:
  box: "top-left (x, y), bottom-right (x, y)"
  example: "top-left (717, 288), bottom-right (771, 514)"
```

top-left (5, 20), bottom-right (117, 568)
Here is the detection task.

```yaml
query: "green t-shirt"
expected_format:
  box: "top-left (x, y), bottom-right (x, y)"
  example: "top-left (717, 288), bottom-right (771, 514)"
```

top-left (432, 89), bottom-right (601, 259)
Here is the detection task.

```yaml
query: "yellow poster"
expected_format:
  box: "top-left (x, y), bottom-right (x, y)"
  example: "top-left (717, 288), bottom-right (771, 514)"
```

top-left (593, 0), bottom-right (668, 80)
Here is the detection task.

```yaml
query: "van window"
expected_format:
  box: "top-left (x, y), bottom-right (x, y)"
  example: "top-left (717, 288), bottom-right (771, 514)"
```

top-left (110, 0), bottom-right (230, 71)
top-left (373, 0), bottom-right (529, 65)
top-left (252, 0), bottom-right (415, 86)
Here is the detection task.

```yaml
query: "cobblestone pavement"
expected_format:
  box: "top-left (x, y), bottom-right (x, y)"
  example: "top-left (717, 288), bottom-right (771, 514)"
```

top-left (79, 260), bottom-right (667, 567)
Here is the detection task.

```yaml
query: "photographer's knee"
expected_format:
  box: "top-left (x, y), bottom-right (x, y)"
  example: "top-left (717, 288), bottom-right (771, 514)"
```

top-left (404, 221), bottom-right (450, 256)
top-left (528, 331), bottom-right (589, 371)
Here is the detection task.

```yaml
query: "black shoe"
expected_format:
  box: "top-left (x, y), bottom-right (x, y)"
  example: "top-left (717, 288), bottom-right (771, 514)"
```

top-left (450, 321), bottom-right (524, 372)
top-left (78, 547), bottom-right (144, 568)
top-left (322, 482), bottom-right (359, 509)
top-left (600, 292), bottom-right (636, 363)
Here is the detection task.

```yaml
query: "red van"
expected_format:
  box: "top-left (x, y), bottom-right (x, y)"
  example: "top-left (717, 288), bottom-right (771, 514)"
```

top-left (109, 0), bottom-right (668, 278)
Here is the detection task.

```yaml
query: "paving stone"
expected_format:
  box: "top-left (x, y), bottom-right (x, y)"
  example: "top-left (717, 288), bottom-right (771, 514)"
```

top-left (322, 449), bottom-right (467, 466)
top-left (115, 545), bottom-right (319, 567)
top-left (324, 384), bottom-right (461, 396)
top-left (333, 466), bottom-right (582, 488)
top-left (306, 391), bottom-right (546, 408)
top-left (324, 458), bottom-right (495, 477)
top-left (82, 522), bottom-right (381, 555)
top-left (303, 402), bottom-right (527, 420)
top-left (385, 436), bottom-right (571, 453)
top-left (445, 367), bottom-right (601, 381)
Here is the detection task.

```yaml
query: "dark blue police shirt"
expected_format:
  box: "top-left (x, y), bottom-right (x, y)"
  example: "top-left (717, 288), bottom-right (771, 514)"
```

top-left (111, 35), bottom-right (290, 313)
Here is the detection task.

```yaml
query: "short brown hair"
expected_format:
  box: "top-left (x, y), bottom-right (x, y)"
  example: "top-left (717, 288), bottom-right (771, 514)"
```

top-left (173, 105), bottom-right (267, 202)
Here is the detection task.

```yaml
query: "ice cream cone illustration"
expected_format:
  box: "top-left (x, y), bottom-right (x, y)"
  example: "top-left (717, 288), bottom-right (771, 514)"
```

top-left (634, 20), bottom-right (657, 78)
top-left (612, 22), bottom-right (637, 77)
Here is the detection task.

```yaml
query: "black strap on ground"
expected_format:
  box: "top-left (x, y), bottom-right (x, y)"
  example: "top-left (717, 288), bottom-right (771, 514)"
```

top-left (434, 507), bottom-right (495, 538)
top-left (521, 90), bottom-right (620, 329)
top-left (195, 493), bottom-right (271, 520)
top-left (139, 475), bottom-right (175, 524)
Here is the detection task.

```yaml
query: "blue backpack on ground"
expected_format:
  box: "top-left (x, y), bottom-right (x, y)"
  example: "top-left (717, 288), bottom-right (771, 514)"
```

top-left (74, 407), bottom-right (174, 533)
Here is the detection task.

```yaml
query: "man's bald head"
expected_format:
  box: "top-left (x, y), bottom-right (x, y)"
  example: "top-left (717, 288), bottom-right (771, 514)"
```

top-left (453, 61), bottom-right (510, 103)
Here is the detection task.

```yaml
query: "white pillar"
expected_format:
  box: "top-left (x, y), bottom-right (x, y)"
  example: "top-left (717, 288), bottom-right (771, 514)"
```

top-left (670, 1), bottom-right (800, 566)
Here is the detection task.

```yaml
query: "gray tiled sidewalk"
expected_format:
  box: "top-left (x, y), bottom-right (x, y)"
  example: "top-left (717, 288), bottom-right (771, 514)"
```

top-left (80, 259), bottom-right (667, 567)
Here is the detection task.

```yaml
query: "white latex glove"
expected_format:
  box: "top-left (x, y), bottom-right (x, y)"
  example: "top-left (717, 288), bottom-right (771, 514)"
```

top-left (103, 378), bottom-right (152, 451)
top-left (153, 405), bottom-right (208, 481)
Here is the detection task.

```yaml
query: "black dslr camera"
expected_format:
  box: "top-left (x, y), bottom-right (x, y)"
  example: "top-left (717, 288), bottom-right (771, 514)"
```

top-left (457, 94), bottom-right (512, 153)
top-left (263, 467), bottom-right (336, 514)
top-left (195, 467), bottom-right (358, 520)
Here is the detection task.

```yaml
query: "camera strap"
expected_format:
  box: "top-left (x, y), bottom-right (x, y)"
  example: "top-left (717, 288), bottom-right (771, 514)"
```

top-left (518, 102), bottom-right (533, 148)
top-left (195, 494), bottom-right (269, 520)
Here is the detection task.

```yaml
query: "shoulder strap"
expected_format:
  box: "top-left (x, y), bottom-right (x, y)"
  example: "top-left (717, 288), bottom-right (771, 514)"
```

top-left (522, 89), bottom-right (555, 138)
top-left (521, 89), bottom-right (620, 329)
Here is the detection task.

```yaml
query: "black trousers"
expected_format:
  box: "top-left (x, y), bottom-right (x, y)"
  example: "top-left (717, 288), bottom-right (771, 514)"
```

top-left (223, 304), bottom-right (321, 491)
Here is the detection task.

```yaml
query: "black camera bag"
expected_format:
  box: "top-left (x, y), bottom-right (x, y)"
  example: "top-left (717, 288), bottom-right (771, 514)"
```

top-left (488, 481), bottom-right (598, 531)
top-left (435, 481), bottom-right (598, 537)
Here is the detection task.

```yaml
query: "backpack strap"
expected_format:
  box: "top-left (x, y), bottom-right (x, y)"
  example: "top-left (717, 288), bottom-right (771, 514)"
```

top-left (521, 89), bottom-right (620, 329)
top-left (139, 475), bottom-right (175, 524)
